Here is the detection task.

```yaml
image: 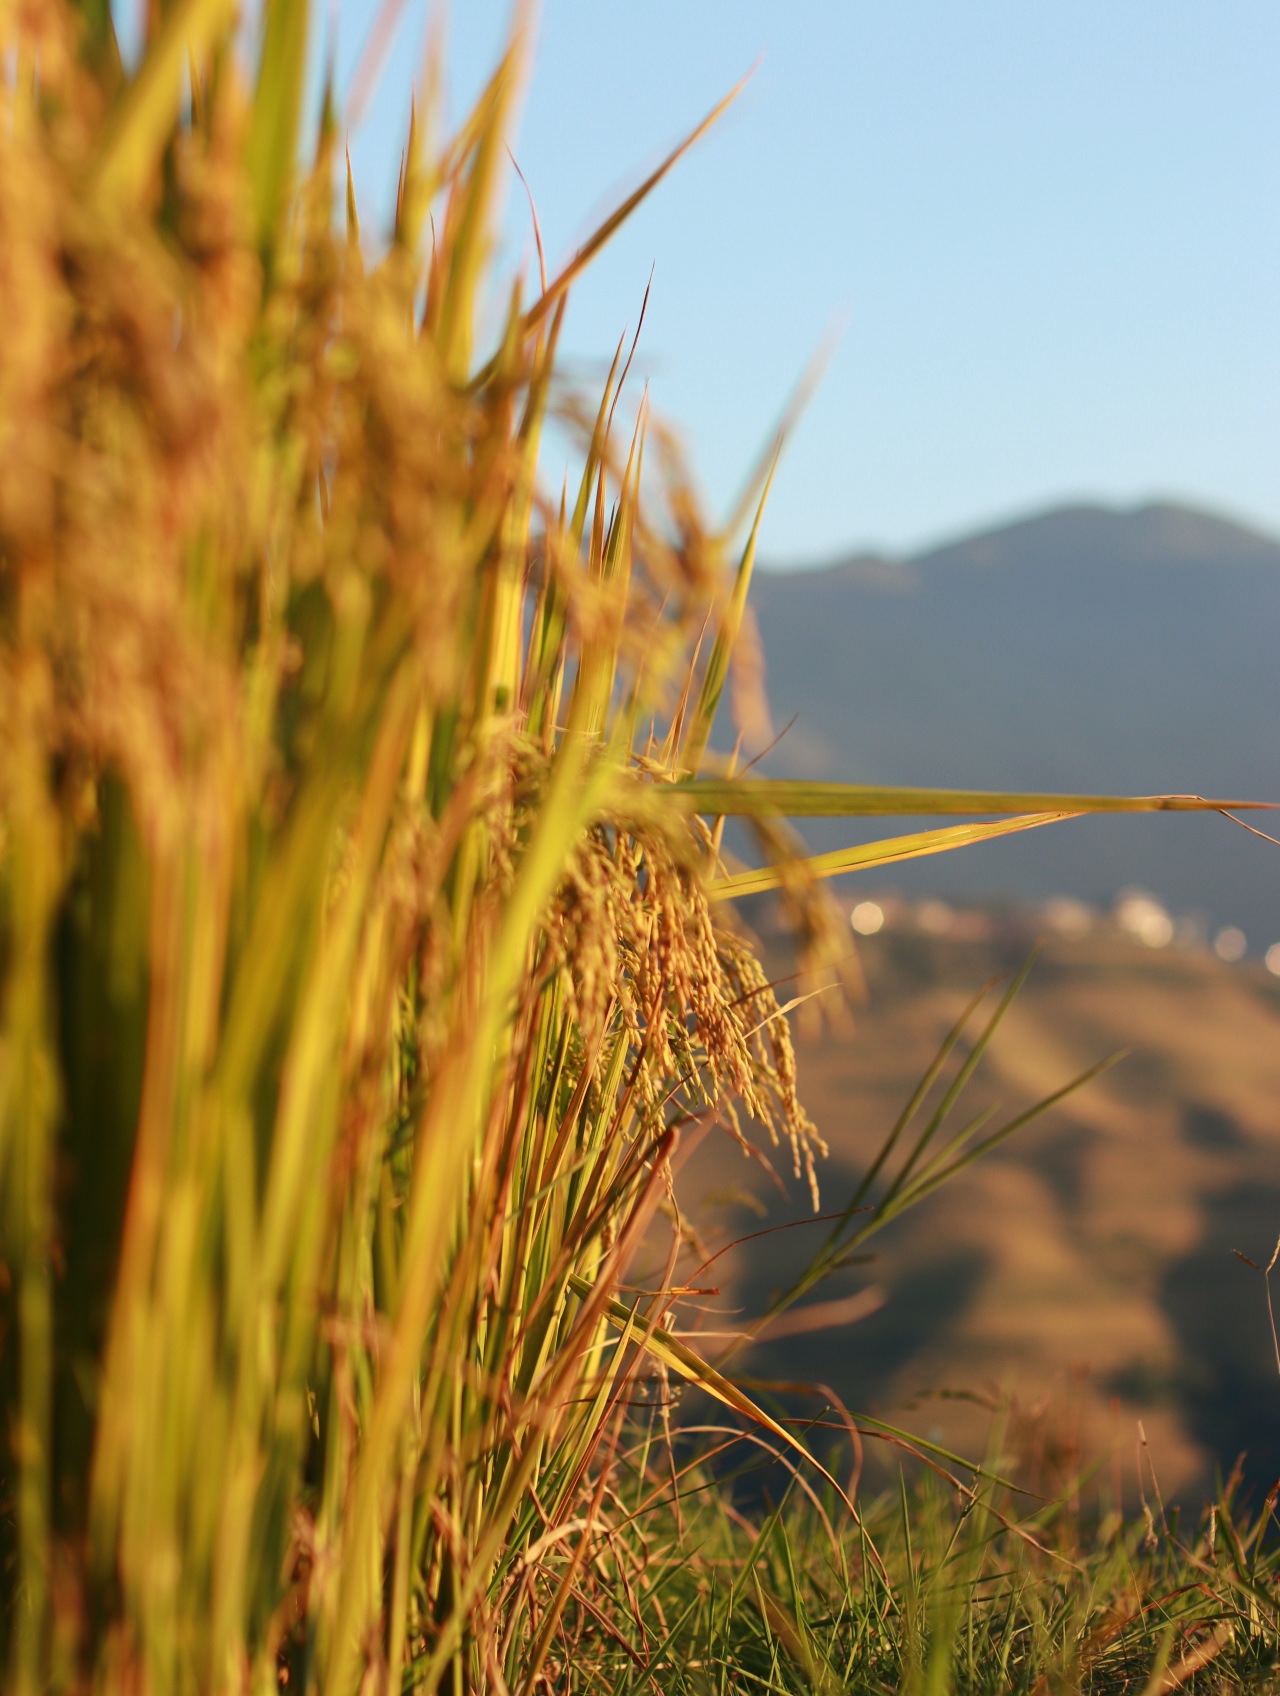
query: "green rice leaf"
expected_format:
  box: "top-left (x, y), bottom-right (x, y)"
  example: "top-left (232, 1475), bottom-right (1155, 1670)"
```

top-left (246, 0), bottom-right (311, 251)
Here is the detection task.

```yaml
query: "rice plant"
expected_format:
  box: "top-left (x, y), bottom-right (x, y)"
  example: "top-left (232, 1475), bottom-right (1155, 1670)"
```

top-left (0, 2), bottom-right (1258, 1690)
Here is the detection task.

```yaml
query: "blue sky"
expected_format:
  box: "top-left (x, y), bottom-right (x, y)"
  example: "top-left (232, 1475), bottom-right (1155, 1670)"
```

top-left (311, 4), bottom-right (1278, 560)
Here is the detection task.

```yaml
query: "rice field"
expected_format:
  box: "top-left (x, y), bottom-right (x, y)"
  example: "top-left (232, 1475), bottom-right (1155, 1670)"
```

top-left (0, 3), bottom-right (1266, 1690)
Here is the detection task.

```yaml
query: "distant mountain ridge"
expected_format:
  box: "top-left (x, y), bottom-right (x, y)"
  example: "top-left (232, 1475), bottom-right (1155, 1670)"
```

top-left (749, 501), bottom-right (1280, 947)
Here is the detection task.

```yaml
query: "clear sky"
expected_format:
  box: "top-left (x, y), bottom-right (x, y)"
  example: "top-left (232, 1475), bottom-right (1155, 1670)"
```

top-left (330, 4), bottom-right (1278, 561)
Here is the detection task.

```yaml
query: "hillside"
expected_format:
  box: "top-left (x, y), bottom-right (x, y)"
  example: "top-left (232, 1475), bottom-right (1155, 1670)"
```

top-left (671, 906), bottom-right (1280, 1505)
top-left (750, 501), bottom-right (1280, 949)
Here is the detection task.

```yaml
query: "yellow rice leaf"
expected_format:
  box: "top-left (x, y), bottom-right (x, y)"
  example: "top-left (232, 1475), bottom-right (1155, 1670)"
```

top-left (91, 0), bottom-right (236, 203)
top-left (710, 812), bottom-right (1078, 899)
top-left (566, 1272), bottom-right (854, 1511)
top-left (673, 778), bottom-right (1275, 817)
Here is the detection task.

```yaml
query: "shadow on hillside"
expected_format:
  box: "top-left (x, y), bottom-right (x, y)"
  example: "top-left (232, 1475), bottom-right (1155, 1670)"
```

top-left (741, 1246), bottom-right (989, 1420)
top-left (1160, 1181), bottom-right (1280, 1502)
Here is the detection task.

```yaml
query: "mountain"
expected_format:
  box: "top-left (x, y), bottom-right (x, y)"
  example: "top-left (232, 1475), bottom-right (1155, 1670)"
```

top-left (749, 501), bottom-right (1280, 948)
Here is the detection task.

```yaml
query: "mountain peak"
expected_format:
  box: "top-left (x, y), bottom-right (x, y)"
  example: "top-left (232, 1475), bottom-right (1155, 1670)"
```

top-left (746, 496), bottom-right (1280, 947)
top-left (760, 499), bottom-right (1280, 580)
top-left (911, 500), bottom-right (1280, 575)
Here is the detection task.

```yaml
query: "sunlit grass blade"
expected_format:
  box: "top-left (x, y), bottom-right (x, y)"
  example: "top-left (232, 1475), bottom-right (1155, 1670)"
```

top-left (720, 325), bottom-right (840, 544)
top-left (246, 0), bottom-right (311, 250)
top-left (710, 812), bottom-right (1078, 899)
top-left (723, 958), bottom-right (1118, 1368)
top-left (888, 1049), bottom-right (1126, 1217)
top-left (435, 37), bottom-right (527, 380)
top-left (873, 951), bottom-right (1041, 1216)
top-left (839, 981), bottom-right (995, 1225)
top-left (682, 457), bottom-right (777, 775)
top-left (565, 1274), bottom-right (855, 1513)
top-left (524, 69), bottom-right (753, 330)
top-left (90, 0), bottom-right (236, 202)
top-left (677, 778), bottom-right (1275, 816)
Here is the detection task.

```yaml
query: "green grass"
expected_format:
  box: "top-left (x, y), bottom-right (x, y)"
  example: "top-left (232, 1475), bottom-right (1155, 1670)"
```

top-left (0, 2), bottom-right (1263, 1692)
top-left (522, 1429), bottom-right (1280, 1695)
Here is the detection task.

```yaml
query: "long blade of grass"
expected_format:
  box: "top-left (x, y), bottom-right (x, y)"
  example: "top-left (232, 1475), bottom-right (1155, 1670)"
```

top-left (874, 952), bottom-right (1041, 1215)
top-left (682, 455), bottom-right (778, 775)
top-left (436, 35), bottom-right (527, 380)
top-left (566, 1273), bottom-right (855, 1514)
top-left (839, 981), bottom-right (996, 1224)
top-left (246, 0), bottom-right (311, 250)
top-left (710, 813), bottom-right (1077, 899)
top-left (69, 0), bottom-right (124, 87)
top-left (524, 70), bottom-right (753, 331)
top-left (720, 325), bottom-right (840, 544)
top-left (676, 779), bottom-right (1275, 817)
top-left (726, 961), bottom-right (1119, 1364)
top-left (889, 1051), bottom-right (1127, 1219)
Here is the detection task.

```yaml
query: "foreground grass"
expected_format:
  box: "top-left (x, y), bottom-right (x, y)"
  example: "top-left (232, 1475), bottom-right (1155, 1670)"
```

top-left (527, 1442), bottom-right (1280, 1695)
